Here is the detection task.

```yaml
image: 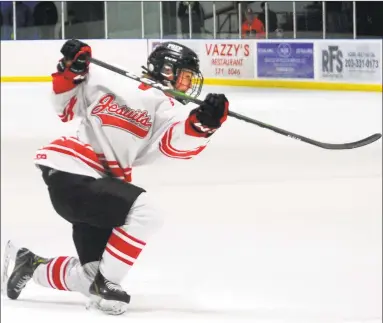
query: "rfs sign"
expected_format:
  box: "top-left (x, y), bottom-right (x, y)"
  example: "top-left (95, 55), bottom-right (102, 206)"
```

top-left (322, 45), bottom-right (343, 75)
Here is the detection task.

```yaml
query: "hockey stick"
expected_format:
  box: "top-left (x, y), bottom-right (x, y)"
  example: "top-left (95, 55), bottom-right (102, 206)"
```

top-left (88, 57), bottom-right (381, 150)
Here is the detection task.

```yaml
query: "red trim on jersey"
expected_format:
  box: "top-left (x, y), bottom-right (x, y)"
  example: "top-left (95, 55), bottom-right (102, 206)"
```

top-left (138, 83), bottom-right (174, 102)
top-left (41, 137), bottom-right (104, 173)
top-left (138, 83), bottom-right (152, 91)
top-left (58, 96), bottom-right (77, 123)
top-left (105, 246), bottom-right (134, 266)
top-left (38, 137), bottom-right (133, 182)
top-left (159, 122), bottom-right (206, 159)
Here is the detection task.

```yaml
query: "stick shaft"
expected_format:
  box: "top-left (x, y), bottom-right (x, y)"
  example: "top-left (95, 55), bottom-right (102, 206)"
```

top-left (88, 57), bottom-right (381, 150)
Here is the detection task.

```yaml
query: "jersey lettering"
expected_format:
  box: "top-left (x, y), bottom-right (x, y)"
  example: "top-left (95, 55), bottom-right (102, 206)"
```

top-left (91, 94), bottom-right (153, 139)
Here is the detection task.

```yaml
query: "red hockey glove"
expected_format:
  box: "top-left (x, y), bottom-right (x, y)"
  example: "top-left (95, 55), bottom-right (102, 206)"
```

top-left (52, 39), bottom-right (92, 94)
top-left (186, 94), bottom-right (229, 138)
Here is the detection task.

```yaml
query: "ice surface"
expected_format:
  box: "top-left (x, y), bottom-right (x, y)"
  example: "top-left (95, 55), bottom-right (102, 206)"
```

top-left (1, 83), bottom-right (382, 323)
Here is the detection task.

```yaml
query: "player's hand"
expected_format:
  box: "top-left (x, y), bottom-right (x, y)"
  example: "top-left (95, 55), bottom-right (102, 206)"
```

top-left (186, 93), bottom-right (229, 137)
top-left (57, 39), bottom-right (92, 84)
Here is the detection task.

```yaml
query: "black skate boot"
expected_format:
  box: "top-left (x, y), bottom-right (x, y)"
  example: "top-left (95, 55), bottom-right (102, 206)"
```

top-left (7, 248), bottom-right (50, 300)
top-left (88, 271), bottom-right (130, 315)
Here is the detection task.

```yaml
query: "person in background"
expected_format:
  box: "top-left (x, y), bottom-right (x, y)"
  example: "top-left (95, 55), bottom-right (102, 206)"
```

top-left (241, 7), bottom-right (265, 39)
top-left (178, 1), bottom-right (204, 38)
top-left (33, 1), bottom-right (58, 39)
top-left (63, 10), bottom-right (86, 39)
top-left (7, 1), bottom-right (34, 39)
top-left (258, 2), bottom-right (278, 33)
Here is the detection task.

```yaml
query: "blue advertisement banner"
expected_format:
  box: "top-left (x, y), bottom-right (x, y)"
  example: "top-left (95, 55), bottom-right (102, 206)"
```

top-left (257, 42), bottom-right (314, 79)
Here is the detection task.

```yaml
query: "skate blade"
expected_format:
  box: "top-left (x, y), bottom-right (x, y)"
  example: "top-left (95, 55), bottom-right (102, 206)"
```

top-left (86, 295), bottom-right (129, 315)
top-left (1, 240), bottom-right (18, 296)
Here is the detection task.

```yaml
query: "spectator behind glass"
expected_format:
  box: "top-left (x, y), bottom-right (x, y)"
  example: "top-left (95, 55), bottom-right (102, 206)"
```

top-left (258, 2), bottom-right (278, 33)
top-left (67, 9), bottom-right (82, 26)
top-left (178, 1), bottom-right (204, 38)
top-left (8, 2), bottom-right (32, 27)
top-left (62, 10), bottom-right (86, 39)
top-left (241, 7), bottom-right (265, 39)
top-left (33, 1), bottom-right (58, 39)
top-left (8, 1), bottom-right (35, 39)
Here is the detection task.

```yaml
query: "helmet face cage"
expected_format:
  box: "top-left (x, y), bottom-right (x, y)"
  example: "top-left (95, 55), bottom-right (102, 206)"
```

top-left (169, 65), bottom-right (204, 99)
top-left (147, 43), bottom-right (204, 99)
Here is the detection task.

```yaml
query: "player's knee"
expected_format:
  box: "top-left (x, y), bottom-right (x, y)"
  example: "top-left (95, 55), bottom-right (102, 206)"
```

top-left (126, 192), bottom-right (164, 239)
top-left (136, 192), bottom-right (165, 233)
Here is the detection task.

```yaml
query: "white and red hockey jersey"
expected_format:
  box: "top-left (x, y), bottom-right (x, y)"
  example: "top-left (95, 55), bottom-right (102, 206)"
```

top-left (34, 65), bottom-right (211, 183)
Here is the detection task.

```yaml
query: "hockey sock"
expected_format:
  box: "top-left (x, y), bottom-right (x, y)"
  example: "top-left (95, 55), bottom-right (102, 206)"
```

top-left (33, 256), bottom-right (98, 296)
top-left (99, 192), bottom-right (163, 284)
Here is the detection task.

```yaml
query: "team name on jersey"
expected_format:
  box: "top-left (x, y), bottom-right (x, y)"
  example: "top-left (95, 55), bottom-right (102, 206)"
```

top-left (91, 93), bottom-right (153, 138)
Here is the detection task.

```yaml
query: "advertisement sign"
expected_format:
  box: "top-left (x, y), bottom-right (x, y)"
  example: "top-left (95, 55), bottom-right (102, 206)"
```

top-left (148, 39), bottom-right (254, 79)
top-left (257, 42), bottom-right (314, 79)
top-left (200, 41), bottom-right (254, 79)
top-left (317, 41), bottom-right (382, 83)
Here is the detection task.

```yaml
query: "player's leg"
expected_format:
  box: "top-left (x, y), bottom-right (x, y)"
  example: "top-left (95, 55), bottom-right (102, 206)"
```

top-left (5, 225), bottom-right (112, 299)
top-left (68, 176), bottom-right (164, 309)
top-left (11, 166), bottom-right (163, 313)
top-left (5, 244), bottom-right (51, 299)
top-left (5, 167), bottom-right (111, 300)
top-left (32, 224), bottom-right (112, 296)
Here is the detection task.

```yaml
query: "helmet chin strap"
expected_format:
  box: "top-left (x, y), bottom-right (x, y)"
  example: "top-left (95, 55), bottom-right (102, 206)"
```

top-left (163, 80), bottom-right (174, 89)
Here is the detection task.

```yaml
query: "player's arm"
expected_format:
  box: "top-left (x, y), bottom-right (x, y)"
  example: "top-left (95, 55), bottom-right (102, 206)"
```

top-left (159, 94), bottom-right (229, 160)
top-left (51, 39), bottom-right (92, 123)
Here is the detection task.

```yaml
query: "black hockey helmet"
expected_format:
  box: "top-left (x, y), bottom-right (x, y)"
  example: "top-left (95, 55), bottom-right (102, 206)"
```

top-left (145, 42), bottom-right (204, 100)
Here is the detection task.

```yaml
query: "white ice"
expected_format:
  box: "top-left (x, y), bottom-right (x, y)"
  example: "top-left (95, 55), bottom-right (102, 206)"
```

top-left (1, 83), bottom-right (382, 323)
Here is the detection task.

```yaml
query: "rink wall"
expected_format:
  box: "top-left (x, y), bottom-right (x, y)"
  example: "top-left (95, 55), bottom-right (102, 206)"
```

top-left (1, 39), bottom-right (382, 92)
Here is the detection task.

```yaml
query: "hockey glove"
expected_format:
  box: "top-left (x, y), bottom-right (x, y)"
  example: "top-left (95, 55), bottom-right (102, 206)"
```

top-left (53, 39), bottom-right (92, 94)
top-left (186, 94), bottom-right (229, 138)
top-left (57, 39), bottom-right (92, 84)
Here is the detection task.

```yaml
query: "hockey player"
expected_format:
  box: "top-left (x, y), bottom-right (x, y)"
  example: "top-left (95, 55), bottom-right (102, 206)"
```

top-left (5, 39), bottom-right (229, 315)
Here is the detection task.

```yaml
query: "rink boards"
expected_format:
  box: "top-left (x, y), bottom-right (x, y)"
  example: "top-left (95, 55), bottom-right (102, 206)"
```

top-left (1, 39), bottom-right (382, 92)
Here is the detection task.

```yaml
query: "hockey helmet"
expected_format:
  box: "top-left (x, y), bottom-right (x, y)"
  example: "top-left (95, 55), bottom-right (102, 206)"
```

top-left (145, 42), bottom-right (204, 99)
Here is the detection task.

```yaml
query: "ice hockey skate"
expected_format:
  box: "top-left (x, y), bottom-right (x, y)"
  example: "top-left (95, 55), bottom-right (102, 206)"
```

top-left (2, 240), bottom-right (50, 300)
top-left (87, 271), bottom-right (131, 315)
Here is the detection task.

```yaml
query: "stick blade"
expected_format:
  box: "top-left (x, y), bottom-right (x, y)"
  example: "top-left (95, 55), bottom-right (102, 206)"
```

top-left (317, 133), bottom-right (382, 150)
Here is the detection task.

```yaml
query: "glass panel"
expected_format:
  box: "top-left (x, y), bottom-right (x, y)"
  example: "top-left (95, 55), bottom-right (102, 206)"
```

top-left (175, 1), bottom-right (209, 39)
top-left (0, 2), bottom-right (13, 40)
top-left (160, 1), bottom-right (177, 39)
top-left (107, 1), bottom-right (141, 39)
top-left (356, 1), bottom-right (383, 39)
top-left (196, 1), bottom-right (212, 39)
top-left (263, 1), bottom-right (293, 39)
top-left (240, 2), bottom-right (266, 39)
top-left (215, 1), bottom-right (239, 39)
top-left (144, 1), bottom-right (160, 38)
top-left (296, 1), bottom-right (323, 39)
top-left (325, 1), bottom-right (353, 38)
top-left (7, 1), bottom-right (62, 40)
top-left (64, 1), bottom-right (104, 39)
